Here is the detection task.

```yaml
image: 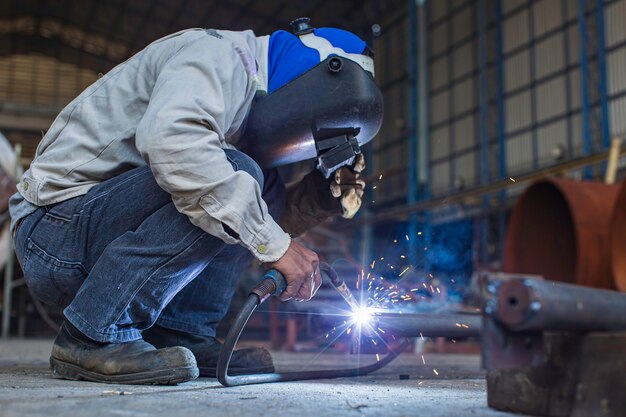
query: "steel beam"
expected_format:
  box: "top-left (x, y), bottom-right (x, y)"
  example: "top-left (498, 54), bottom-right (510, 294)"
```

top-left (374, 312), bottom-right (482, 338)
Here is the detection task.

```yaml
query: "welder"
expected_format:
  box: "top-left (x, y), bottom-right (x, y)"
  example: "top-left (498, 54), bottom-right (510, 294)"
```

top-left (8, 19), bottom-right (380, 385)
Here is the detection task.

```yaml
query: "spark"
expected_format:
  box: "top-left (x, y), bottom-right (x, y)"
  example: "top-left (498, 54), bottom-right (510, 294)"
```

top-left (376, 354), bottom-right (380, 361)
top-left (436, 287), bottom-right (441, 294)
top-left (509, 177), bottom-right (516, 182)
top-left (433, 369), bottom-right (439, 376)
top-left (399, 266), bottom-right (411, 277)
top-left (420, 332), bottom-right (424, 340)
top-left (351, 307), bottom-right (373, 327)
top-left (370, 260), bottom-right (376, 269)
top-left (379, 174), bottom-right (383, 180)
top-left (347, 327), bottom-right (352, 335)
top-left (377, 327), bottom-right (385, 334)
top-left (451, 339), bottom-right (457, 343)
top-left (372, 185), bottom-right (377, 189)
top-left (393, 239), bottom-right (397, 243)
top-left (418, 381), bottom-right (424, 386)
top-left (405, 234), bottom-right (409, 240)
top-left (417, 231), bottom-right (422, 235)
top-left (421, 355), bottom-right (426, 365)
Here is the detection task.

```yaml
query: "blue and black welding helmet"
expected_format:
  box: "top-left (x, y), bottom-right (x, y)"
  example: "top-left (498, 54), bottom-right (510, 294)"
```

top-left (241, 18), bottom-right (383, 178)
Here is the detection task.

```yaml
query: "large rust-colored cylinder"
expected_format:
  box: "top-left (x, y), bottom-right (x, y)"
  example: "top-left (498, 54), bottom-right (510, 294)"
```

top-left (504, 179), bottom-right (621, 289)
top-left (610, 183), bottom-right (626, 291)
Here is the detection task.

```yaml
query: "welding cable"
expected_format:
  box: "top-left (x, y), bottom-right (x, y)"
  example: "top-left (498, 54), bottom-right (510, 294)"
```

top-left (216, 263), bottom-right (410, 387)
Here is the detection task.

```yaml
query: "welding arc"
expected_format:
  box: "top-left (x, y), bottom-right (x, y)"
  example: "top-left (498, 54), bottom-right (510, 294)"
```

top-left (216, 264), bottom-right (410, 387)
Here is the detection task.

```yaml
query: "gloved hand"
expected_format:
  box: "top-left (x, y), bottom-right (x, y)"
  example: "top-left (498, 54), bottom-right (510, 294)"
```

top-left (279, 154), bottom-right (366, 237)
top-left (329, 153), bottom-right (366, 219)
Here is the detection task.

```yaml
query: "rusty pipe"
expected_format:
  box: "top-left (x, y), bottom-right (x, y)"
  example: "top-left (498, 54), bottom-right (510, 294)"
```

top-left (610, 182), bottom-right (626, 291)
top-left (491, 278), bottom-right (626, 332)
top-left (504, 179), bottom-right (621, 289)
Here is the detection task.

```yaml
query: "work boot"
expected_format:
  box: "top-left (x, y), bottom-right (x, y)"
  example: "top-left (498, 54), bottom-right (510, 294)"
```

top-left (50, 321), bottom-right (199, 385)
top-left (143, 325), bottom-right (274, 377)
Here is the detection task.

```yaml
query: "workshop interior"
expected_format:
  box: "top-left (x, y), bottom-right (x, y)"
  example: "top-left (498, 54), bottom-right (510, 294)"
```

top-left (1, 1), bottom-right (626, 417)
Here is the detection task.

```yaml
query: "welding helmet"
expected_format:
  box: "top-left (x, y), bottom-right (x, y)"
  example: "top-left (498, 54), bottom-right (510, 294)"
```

top-left (241, 18), bottom-right (383, 178)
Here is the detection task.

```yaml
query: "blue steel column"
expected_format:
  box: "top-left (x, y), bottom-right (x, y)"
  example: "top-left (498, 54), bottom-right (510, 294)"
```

top-left (495, 0), bottom-right (506, 264)
top-left (408, 0), bottom-right (430, 266)
top-left (477, 0), bottom-right (505, 266)
top-left (477, 0), bottom-right (490, 266)
top-left (407, 0), bottom-right (419, 262)
top-left (420, 0), bottom-right (431, 270)
top-left (578, 0), bottom-right (610, 179)
top-left (595, 0), bottom-right (610, 149)
top-left (578, 0), bottom-right (592, 178)
top-left (358, 29), bottom-right (381, 266)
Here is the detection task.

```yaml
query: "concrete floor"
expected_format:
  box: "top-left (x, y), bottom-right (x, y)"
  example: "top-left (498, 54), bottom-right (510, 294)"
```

top-left (0, 339), bottom-right (525, 417)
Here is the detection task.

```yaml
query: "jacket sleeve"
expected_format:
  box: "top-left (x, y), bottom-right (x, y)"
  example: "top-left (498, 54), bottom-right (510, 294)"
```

top-left (135, 36), bottom-right (290, 262)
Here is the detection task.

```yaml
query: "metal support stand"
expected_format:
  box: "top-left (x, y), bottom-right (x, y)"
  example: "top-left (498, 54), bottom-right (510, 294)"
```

top-left (481, 273), bottom-right (626, 417)
top-left (1, 144), bottom-right (21, 339)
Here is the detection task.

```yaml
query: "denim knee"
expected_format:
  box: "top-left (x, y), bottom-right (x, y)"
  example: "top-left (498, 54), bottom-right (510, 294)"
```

top-left (223, 149), bottom-right (264, 190)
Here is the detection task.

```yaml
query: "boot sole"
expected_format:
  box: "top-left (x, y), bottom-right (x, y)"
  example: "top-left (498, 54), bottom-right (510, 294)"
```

top-left (50, 357), bottom-right (199, 385)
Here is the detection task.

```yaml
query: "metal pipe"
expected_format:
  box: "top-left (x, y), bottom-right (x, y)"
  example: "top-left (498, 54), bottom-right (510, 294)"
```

top-left (504, 178), bottom-right (620, 289)
top-left (2, 144), bottom-right (21, 339)
top-left (373, 312), bottom-right (482, 338)
top-left (492, 278), bottom-right (626, 332)
top-left (1, 229), bottom-right (13, 339)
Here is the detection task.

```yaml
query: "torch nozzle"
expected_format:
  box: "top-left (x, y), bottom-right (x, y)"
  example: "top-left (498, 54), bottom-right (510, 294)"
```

top-left (319, 263), bottom-right (361, 312)
top-left (335, 282), bottom-right (360, 312)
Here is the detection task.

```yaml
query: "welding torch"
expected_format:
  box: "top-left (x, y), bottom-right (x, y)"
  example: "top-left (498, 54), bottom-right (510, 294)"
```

top-left (216, 262), bottom-right (410, 387)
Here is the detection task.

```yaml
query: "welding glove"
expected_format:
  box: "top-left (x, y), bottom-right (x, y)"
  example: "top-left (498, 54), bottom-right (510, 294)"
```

top-left (279, 169), bottom-right (342, 237)
top-left (279, 154), bottom-right (366, 237)
top-left (330, 153), bottom-right (366, 219)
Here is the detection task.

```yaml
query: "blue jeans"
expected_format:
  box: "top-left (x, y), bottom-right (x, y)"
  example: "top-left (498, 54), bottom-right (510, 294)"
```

top-left (13, 150), bottom-right (285, 343)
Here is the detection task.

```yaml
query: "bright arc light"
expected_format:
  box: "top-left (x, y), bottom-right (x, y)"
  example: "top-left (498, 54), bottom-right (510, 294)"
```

top-left (351, 307), bottom-right (373, 326)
